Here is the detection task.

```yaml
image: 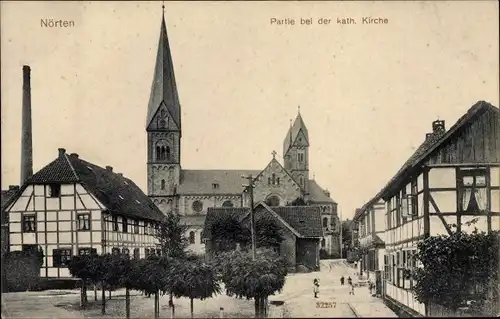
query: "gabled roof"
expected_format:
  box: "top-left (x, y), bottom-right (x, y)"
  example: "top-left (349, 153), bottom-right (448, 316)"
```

top-left (247, 157), bottom-right (301, 192)
top-left (203, 203), bottom-right (323, 240)
top-left (24, 149), bottom-right (164, 221)
top-left (308, 180), bottom-right (336, 204)
top-left (1, 187), bottom-right (19, 224)
top-left (380, 100), bottom-right (499, 200)
top-left (268, 205), bottom-right (323, 238)
top-left (177, 169), bottom-right (260, 195)
top-left (283, 112), bottom-right (309, 156)
top-left (146, 13), bottom-right (181, 130)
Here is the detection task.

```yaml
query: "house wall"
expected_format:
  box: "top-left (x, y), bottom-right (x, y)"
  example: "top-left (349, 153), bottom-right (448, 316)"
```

top-left (280, 229), bottom-right (297, 271)
top-left (8, 183), bottom-right (160, 279)
top-left (383, 164), bottom-right (500, 316)
top-left (296, 238), bottom-right (319, 271)
top-left (8, 184), bottom-right (103, 278)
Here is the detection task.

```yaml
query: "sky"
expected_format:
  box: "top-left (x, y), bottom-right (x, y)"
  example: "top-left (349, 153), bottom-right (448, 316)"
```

top-left (1, 1), bottom-right (499, 220)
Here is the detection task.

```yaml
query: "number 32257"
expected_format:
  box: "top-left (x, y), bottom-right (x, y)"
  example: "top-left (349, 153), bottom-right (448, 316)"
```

top-left (316, 301), bottom-right (336, 308)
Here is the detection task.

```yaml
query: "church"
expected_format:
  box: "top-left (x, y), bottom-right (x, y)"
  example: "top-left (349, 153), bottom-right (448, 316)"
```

top-left (145, 11), bottom-right (341, 257)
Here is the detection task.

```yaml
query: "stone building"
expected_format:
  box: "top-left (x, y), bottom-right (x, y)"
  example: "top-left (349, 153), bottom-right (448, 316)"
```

top-left (145, 12), bottom-right (340, 256)
top-left (203, 203), bottom-right (323, 272)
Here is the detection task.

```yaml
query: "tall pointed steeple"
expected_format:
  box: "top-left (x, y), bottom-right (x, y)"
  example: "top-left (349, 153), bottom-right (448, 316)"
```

top-left (283, 107), bottom-right (310, 192)
top-left (146, 6), bottom-right (182, 209)
top-left (146, 8), bottom-right (181, 132)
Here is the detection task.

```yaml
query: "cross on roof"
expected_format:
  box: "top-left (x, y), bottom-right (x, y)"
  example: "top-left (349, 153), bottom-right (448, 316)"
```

top-left (298, 105), bottom-right (301, 113)
top-left (272, 150), bottom-right (277, 159)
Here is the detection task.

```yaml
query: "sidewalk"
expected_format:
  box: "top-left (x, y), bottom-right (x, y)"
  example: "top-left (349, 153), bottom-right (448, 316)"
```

top-left (346, 286), bottom-right (397, 318)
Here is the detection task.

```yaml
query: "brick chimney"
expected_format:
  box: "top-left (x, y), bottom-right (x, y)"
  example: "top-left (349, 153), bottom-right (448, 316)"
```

top-left (324, 189), bottom-right (330, 198)
top-left (70, 153), bottom-right (79, 158)
top-left (58, 148), bottom-right (66, 157)
top-left (9, 185), bottom-right (20, 191)
top-left (432, 120), bottom-right (446, 134)
top-left (20, 65), bottom-right (33, 184)
top-left (117, 173), bottom-right (123, 177)
top-left (106, 166), bottom-right (113, 172)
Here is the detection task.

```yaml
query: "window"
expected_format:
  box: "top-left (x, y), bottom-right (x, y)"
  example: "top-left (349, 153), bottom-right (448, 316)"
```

top-left (222, 200), bottom-right (233, 207)
top-left (161, 179), bottom-right (166, 190)
top-left (276, 177), bottom-right (280, 185)
top-left (299, 176), bottom-right (303, 186)
top-left (189, 231), bottom-right (195, 244)
top-left (78, 248), bottom-right (97, 256)
top-left (321, 238), bottom-right (326, 248)
top-left (166, 146), bottom-right (171, 160)
top-left (76, 213), bottom-right (91, 231)
top-left (200, 231), bottom-right (204, 244)
top-left (112, 247), bottom-right (120, 255)
top-left (192, 200), bottom-right (203, 213)
top-left (134, 220), bottom-right (139, 234)
top-left (122, 218), bottom-right (128, 233)
top-left (48, 184), bottom-right (61, 198)
top-left (133, 248), bottom-right (140, 260)
top-left (298, 151), bottom-right (304, 163)
top-left (144, 221), bottom-right (149, 235)
top-left (458, 168), bottom-right (488, 213)
top-left (122, 248), bottom-right (130, 256)
top-left (268, 177), bottom-right (271, 185)
top-left (212, 183), bottom-right (220, 189)
top-left (22, 214), bottom-right (36, 233)
top-left (266, 195), bottom-right (280, 207)
top-left (155, 141), bottom-right (171, 161)
top-left (53, 248), bottom-right (72, 267)
top-left (112, 216), bottom-right (119, 231)
top-left (322, 217), bottom-right (328, 228)
top-left (156, 249), bottom-right (161, 256)
top-left (271, 173), bottom-right (276, 185)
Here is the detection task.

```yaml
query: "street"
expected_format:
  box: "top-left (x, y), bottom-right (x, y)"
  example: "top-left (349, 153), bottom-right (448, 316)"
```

top-left (1, 260), bottom-right (397, 318)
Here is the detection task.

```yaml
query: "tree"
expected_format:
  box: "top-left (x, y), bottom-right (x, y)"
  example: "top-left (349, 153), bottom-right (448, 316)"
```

top-left (209, 213), bottom-right (250, 253)
top-left (215, 249), bottom-right (287, 318)
top-left (255, 216), bottom-right (283, 249)
top-left (179, 258), bottom-right (221, 318)
top-left (412, 230), bottom-right (499, 316)
top-left (68, 254), bottom-right (100, 308)
top-left (341, 220), bottom-right (353, 258)
top-left (156, 212), bottom-right (189, 259)
top-left (155, 211), bottom-right (189, 308)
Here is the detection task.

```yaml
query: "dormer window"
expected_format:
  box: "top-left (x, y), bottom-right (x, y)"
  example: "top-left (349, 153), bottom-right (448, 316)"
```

top-left (212, 183), bottom-right (220, 189)
top-left (48, 184), bottom-right (61, 198)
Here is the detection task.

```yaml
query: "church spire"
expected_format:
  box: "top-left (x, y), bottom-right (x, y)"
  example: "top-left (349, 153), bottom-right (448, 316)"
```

top-left (146, 6), bottom-right (181, 131)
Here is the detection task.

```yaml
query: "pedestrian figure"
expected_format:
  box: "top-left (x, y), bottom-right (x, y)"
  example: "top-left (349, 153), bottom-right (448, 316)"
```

top-left (369, 281), bottom-right (375, 295)
top-left (348, 276), bottom-right (354, 295)
top-left (313, 278), bottom-right (320, 298)
top-left (340, 276), bottom-right (345, 286)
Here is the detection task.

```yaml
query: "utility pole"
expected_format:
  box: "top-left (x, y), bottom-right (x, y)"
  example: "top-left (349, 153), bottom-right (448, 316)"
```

top-left (242, 174), bottom-right (256, 260)
top-left (339, 206), bottom-right (343, 259)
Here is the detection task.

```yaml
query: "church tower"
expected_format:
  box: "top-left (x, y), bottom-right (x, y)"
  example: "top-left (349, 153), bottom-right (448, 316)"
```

top-left (146, 9), bottom-right (181, 213)
top-left (283, 108), bottom-right (310, 194)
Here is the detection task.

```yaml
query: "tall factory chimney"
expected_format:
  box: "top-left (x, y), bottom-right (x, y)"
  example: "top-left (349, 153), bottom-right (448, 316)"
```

top-left (20, 65), bottom-right (33, 184)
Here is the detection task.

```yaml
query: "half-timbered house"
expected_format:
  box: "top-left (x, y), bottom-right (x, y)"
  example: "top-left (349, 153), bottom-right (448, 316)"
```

top-left (5, 148), bottom-right (165, 279)
top-left (353, 197), bottom-right (386, 281)
top-left (372, 101), bottom-right (499, 316)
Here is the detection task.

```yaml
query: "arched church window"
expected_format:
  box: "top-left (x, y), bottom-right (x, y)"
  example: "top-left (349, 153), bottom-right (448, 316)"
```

top-left (277, 177), bottom-right (280, 185)
top-left (161, 179), bottom-right (166, 190)
top-left (323, 217), bottom-right (328, 228)
top-left (266, 195), bottom-right (280, 207)
top-left (156, 146), bottom-right (161, 161)
top-left (268, 177), bottom-right (271, 185)
top-left (189, 231), bottom-right (195, 244)
top-left (321, 238), bottom-right (326, 248)
top-left (166, 146), bottom-right (171, 160)
top-left (156, 140), bottom-right (169, 161)
top-left (222, 200), bottom-right (233, 208)
top-left (299, 176), bottom-right (303, 186)
top-left (272, 173), bottom-right (276, 185)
